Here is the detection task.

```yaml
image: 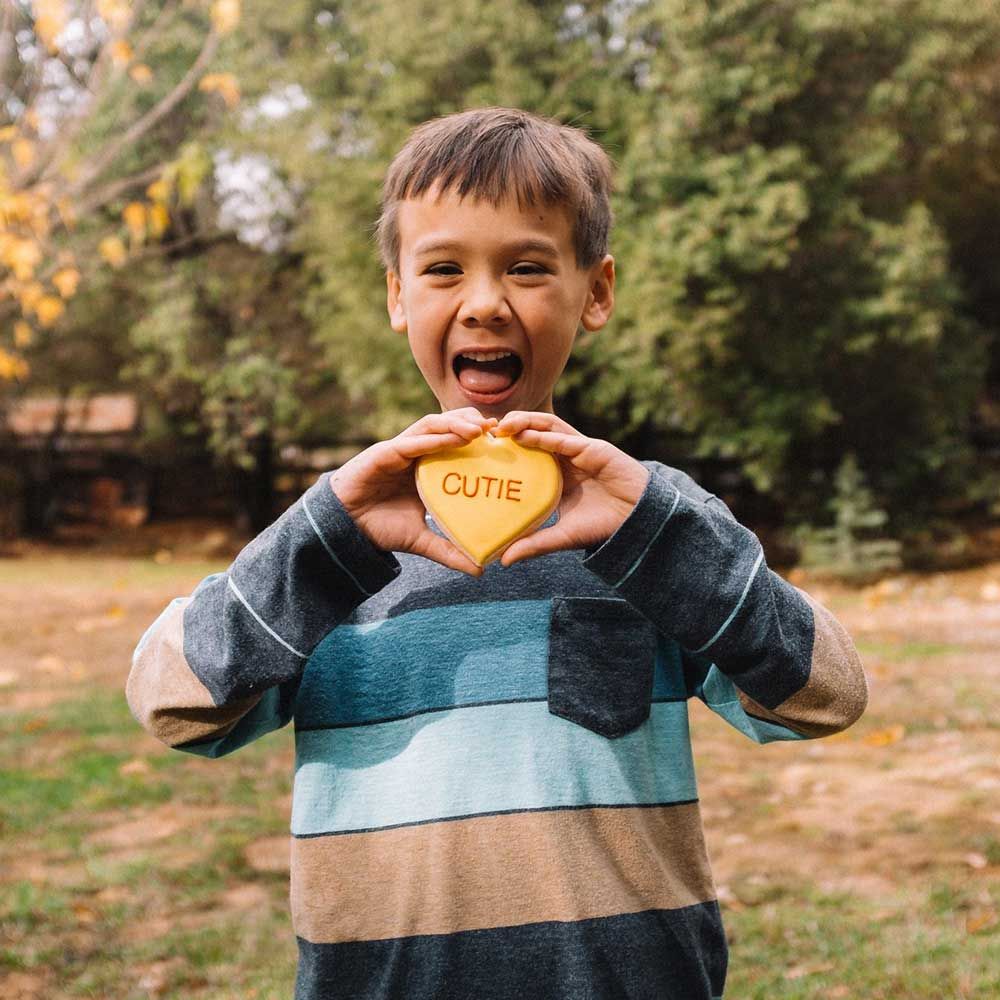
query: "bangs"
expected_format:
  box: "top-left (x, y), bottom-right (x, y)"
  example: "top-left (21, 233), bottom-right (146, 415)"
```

top-left (376, 107), bottom-right (613, 272)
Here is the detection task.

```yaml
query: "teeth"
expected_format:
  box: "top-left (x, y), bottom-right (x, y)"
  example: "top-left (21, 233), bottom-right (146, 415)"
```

top-left (458, 350), bottom-right (515, 362)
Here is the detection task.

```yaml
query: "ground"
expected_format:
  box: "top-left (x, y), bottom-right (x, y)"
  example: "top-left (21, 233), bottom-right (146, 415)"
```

top-left (0, 532), bottom-right (997, 999)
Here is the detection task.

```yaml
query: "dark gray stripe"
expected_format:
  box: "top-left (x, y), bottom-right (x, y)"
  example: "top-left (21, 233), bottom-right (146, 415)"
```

top-left (294, 902), bottom-right (727, 1000)
top-left (582, 462), bottom-right (815, 711)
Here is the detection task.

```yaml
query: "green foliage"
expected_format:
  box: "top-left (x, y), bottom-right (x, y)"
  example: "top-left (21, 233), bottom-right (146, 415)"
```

top-left (795, 452), bottom-right (903, 582)
top-left (23, 0), bottom-right (1000, 526)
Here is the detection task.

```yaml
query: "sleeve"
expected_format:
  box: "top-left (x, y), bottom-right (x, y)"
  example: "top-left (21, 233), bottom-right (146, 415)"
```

top-left (125, 472), bottom-right (402, 758)
top-left (579, 461), bottom-right (868, 744)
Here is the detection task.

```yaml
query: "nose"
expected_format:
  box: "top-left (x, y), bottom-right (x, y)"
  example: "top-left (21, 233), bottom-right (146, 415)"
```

top-left (458, 275), bottom-right (512, 328)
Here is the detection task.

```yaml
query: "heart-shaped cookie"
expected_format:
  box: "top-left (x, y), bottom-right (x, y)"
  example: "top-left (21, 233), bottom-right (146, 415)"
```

top-left (415, 433), bottom-right (562, 566)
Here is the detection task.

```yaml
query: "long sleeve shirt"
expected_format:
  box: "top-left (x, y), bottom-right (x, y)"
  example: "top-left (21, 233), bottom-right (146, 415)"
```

top-left (126, 460), bottom-right (868, 1000)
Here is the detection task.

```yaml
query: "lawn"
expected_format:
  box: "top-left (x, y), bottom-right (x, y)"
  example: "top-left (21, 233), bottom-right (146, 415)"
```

top-left (1, 544), bottom-right (997, 998)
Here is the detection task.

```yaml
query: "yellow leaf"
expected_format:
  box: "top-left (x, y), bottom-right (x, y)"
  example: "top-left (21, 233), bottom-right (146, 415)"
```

top-left (0, 125), bottom-right (17, 142)
top-left (36, 295), bottom-right (65, 328)
top-left (97, 0), bottom-right (131, 33)
top-left (110, 39), bottom-right (133, 64)
top-left (862, 723), bottom-right (905, 747)
top-left (211, 0), bottom-right (241, 34)
top-left (12, 139), bottom-right (35, 171)
top-left (99, 235), bottom-right (128, 267)
top-left (14, 321), bottom-right (34, 348)
top-left (0, 347), bottom-right (30, 380)
top-left (56, 197), bottom-right (77, 229)
top-left (148, 202), bottom-right (170, 237)
top-left (122, 201), bottom-right (146, 239)
top-left (146, 178), bottom-right (171, 203)
top-left (200, 72), bottom-right (241, 108)
top-left (4, 237), bottom-right (41, 280)
top-left (52, 266), bottom-right (80, 298)
top-left (129, 63), bottom-right (153, 84)
top-left (34, 1), bottom-right (70, 51)
top-left (18, 281), bottom-right (45, 313)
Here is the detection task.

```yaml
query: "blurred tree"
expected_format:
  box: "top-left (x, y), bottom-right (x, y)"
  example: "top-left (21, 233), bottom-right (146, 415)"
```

top-left (600, 0), bottom-right (995, 526)
top-left (0, 0), bottom-right (243, 387)
top-left (9, 0), bottom-right (1000, 539)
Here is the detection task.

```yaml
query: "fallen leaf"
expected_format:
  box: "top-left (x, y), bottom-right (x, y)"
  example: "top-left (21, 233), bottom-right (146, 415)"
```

top-left (119, 758), bottom-right (151, 777)
top-left (785, 961), bottom-right (834, 980)
top-left (966, 908), bottom-right (998, 934)
top-left (862, 724), bottom-right (906, 747)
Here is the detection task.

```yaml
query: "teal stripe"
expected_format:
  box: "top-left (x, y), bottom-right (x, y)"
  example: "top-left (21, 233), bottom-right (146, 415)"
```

top-left (291, 700), bottom-right (697, 836)
top-left (699, 665), bottom-right (805, 744)
top-left (296, 600), bottom-right (687, 730)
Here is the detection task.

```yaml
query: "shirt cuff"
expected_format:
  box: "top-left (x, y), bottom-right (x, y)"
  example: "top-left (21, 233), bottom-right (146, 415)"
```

top-left (580, 464), bottom-right (681, 589)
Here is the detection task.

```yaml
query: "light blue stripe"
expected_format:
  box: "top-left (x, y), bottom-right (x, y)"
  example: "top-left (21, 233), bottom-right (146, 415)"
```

top-left (699, 665), bottom-right (805, 745)
top-left (302, 495), bottom-right (374, 597)
top-left (227, 575), bottom-right (307, 659)
top-left (691, 548), bottom-right (765, 654)
top-left (613, 486), bottom-right (681, 589)
top-left (291, 700), bottom-right (697, 836)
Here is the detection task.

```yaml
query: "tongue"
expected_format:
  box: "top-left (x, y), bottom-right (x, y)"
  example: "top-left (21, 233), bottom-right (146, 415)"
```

top-left (456, 357), bottom-right (519, 395)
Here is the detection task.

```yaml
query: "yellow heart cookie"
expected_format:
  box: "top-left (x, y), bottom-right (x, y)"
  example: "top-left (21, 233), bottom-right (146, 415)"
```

top-left (415, 433), bottom-right (562, 567)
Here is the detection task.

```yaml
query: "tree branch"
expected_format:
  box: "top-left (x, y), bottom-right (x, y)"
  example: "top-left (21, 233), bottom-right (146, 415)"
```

top-left (66, 29), bottom-right (220, 198)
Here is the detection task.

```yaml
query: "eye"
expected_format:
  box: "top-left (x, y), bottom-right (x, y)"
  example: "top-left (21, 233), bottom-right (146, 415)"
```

top-left (510, 262), bottom-right (549, 276)
top-left (425, 263), bottom-right (462, 276)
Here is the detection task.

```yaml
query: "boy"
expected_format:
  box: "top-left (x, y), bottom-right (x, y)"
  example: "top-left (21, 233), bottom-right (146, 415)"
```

top-left (127, 107), bottom-right (868, 999)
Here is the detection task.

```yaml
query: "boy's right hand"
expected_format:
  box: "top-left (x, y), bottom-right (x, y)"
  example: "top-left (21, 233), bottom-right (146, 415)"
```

top-left (329, 408), bottom-right (498, 577)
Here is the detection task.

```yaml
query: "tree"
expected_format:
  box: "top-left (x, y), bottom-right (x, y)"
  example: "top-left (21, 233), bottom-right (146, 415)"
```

top-left (0, 0), bottom-right (244, 388)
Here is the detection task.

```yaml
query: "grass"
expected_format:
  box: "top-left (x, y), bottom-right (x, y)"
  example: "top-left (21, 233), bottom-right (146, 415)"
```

top-left (725, 886), bottom-right (1000, 999)
top-left (2, 552), bottom-right (998, 997)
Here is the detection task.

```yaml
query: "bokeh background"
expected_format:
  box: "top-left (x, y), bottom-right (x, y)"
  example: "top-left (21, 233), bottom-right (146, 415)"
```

top-left (1, 2), bottom-right (998, 998)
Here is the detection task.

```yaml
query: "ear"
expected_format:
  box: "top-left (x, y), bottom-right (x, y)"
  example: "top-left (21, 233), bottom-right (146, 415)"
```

top-left (580, 255), bottom-right (615, 332)
top-left (386, 271), bottom-right (407, 333)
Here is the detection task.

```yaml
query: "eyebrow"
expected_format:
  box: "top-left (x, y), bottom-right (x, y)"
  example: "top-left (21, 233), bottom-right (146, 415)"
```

top-left (411, 237), bottom-right (562, 259)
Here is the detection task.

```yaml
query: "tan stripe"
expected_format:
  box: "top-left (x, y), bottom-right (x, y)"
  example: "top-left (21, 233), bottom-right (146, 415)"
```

top-left (126, 597), bottom-right (260, 747)
top-left (291, 802), bottom-right (716, 944)
top-left (738, 589), bottom-right (868, 737)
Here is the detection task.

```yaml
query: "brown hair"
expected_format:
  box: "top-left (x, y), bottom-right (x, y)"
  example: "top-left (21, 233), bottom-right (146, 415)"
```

top-left (375, 107), bottom-right (615, 273)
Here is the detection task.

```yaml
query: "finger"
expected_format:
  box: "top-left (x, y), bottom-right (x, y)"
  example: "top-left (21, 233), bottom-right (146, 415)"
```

top-left (412, 529), bottom-right (483, 577)
top-left (507, 429), bottom-right (596, 463)
top-left (500, 523), bottom-right (573, 566)
top-left (494, 411), bottom-right (580, 438)
top-left (394, 431), bottom-right (482, 462)
top-left (402, 409), bottom-right (495, 437)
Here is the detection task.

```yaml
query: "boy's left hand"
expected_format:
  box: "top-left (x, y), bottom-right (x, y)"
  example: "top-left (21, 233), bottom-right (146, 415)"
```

top-left (493, 411), bottom-right (650, 566)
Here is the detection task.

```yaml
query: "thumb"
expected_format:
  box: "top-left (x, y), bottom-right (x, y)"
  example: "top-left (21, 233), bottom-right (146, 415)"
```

top-left (411, 527), bottom-right (484, 577)
top-left (500, 523), bottom-right (572, 567)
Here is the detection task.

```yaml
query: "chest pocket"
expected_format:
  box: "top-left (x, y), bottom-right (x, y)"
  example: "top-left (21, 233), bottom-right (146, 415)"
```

top-left (547, 596), bottom-right (658, 739)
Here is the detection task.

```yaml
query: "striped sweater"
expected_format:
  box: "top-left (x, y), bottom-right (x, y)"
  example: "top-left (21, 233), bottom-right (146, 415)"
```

top-left (126, 460), bottom-right (868, 1000)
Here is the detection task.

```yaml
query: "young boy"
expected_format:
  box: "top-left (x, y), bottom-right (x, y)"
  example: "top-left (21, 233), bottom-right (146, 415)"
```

top-left (127, 107), bottom-right (868, 1000)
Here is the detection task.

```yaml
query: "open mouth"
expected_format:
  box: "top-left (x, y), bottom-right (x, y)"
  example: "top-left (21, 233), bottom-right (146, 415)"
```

top-left (451, 350), bottom-right (524, 402)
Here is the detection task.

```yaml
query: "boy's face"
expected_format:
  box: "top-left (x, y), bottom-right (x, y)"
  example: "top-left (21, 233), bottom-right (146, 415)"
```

top-left (386, 182), bottom-right (615, 417)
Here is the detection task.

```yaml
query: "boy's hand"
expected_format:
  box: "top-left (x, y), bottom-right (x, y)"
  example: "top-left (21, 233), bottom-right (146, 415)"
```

top-left (329, 408), bottom-right (498, 577)
top-left (493, 411), bottom-right (650, 566)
